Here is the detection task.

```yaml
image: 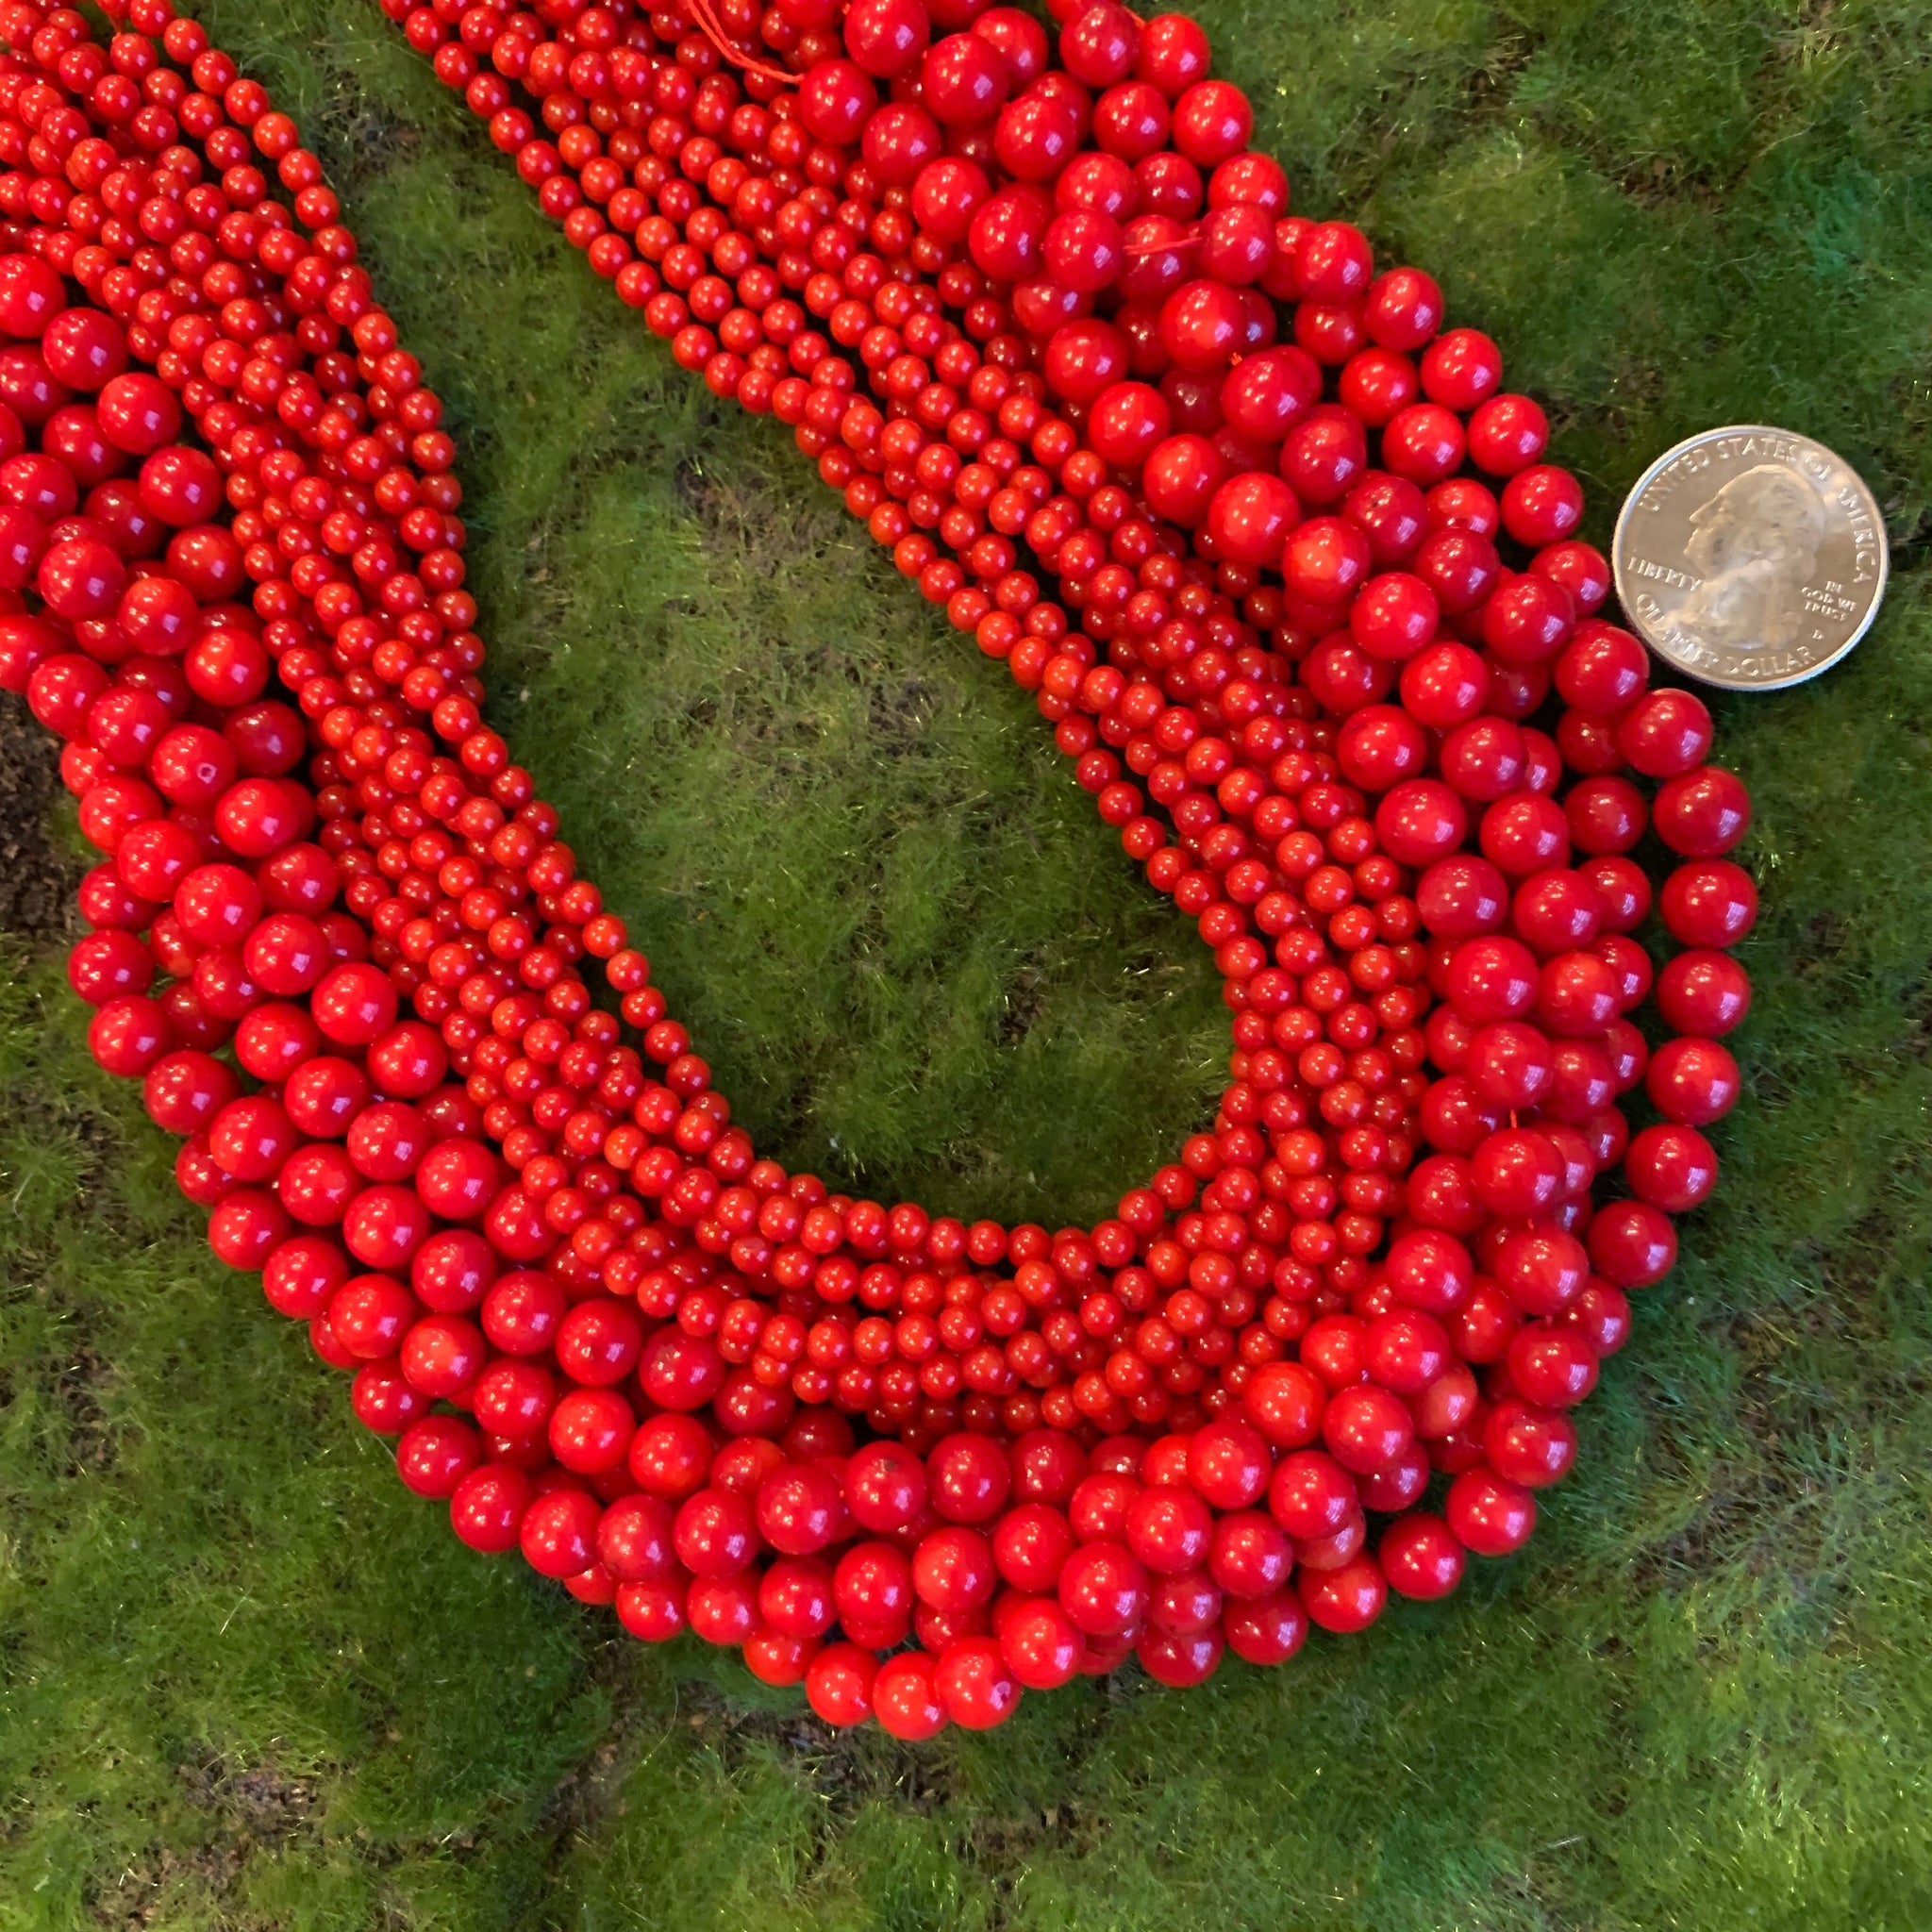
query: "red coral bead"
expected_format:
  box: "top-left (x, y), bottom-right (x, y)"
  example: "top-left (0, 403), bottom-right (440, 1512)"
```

top-left (1655, 949), bottom-right (1751, 1036)
top-left (1379, 1512), bottom-right (1466, 1599)
top-left (805, 1642), bottom-right (878, 1726)
top-left (1652, 765), bottom-right (1751, 858)
top-left (874, 1650), bottom-right (950, 1738)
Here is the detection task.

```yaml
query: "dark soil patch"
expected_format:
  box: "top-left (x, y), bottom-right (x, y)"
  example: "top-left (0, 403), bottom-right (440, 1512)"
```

top-left (50, 1341), bottom-right (116, 1480)
top-left (1460, 25), bottom-right (1541, 120)
top-left (998, 960), bottom-right (1049, 1046)
top-left (176, 1757), bottom-right (323, 1843)
top-left (89, 1845), bottom-right (254, 1929)
top-left (87, 1759), bottom-right (323, 1927)
top-left (677, 1681), bottom-right (960, 1822)
top-left (0, 692), bottom-right (82, 946)
top-left (868, 676), bottom-right (936, 757)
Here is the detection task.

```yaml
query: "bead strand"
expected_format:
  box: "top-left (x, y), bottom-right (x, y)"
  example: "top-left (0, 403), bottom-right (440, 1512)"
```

top-left (0, 0), bottom-right (1754, 1737)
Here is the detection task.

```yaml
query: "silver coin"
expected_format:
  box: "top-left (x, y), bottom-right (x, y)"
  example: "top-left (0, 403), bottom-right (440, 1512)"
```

top-left (1611, 425), bottom-right (1887, 691)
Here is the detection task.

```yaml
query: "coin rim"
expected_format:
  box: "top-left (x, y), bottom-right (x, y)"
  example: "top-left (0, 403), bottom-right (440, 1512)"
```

top-left (1611, 424), bottom-right (1890, 692)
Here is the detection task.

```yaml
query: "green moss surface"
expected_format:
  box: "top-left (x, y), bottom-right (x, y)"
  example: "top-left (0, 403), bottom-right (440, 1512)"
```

top-left (3, 1), bottom-right (1931, 1925)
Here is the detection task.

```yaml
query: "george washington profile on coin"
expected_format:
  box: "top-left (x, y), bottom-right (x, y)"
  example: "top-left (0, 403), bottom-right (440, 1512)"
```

top-left (1675, 463), bottom-right (1827, 651)
top-left (1613, 426), bottom-right (1887, 691)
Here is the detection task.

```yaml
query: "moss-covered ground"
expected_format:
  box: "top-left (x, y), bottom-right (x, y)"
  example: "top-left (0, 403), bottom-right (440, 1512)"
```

top-left (4, 1), bottom-right (1932, 1925)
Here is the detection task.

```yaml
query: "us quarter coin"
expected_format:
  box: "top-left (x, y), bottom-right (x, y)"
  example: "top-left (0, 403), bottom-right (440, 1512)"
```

top-left (1611, 425), bottom-right (1888, 691)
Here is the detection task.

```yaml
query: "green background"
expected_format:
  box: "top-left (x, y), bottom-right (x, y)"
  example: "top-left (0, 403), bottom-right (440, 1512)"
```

top-left (5, 1), bottom-right (1931, 1925)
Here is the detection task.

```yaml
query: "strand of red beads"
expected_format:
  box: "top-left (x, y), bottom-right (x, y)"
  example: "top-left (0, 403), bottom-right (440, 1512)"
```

top-left (0, 0), bottom-right (1756, 1740)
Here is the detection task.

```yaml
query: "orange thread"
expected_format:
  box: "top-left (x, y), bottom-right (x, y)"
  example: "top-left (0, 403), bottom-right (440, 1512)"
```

top-left (684, 0), bottom-right (798, 88)
top-left (1123, 221), bottom-right (1203, 258)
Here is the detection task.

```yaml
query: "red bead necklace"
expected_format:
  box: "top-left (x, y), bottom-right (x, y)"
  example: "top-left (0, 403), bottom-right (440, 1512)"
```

top-left (0, 0), bottom-right (1755, 1738)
